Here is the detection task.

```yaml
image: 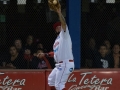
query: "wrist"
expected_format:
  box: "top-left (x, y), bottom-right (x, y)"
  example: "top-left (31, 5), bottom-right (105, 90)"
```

top-left (57, 9), bottom-right (62, 15)
top-left (58, 12), bottom-right (61, 15)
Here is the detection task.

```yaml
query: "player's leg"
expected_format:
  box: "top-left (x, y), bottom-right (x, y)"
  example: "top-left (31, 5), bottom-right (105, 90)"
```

top-left (55, 62), bottom-right (74, 90)
top-left (48, 67), bottom-right (57, 90)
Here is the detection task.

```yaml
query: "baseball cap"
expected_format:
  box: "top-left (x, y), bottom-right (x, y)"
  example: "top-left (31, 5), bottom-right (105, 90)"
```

top-left (53, 22), bottom-right (61, 30)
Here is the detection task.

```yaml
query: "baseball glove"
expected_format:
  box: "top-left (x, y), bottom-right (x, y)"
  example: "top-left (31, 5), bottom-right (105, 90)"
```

top-left (48, 0), bottom-right (61, 11)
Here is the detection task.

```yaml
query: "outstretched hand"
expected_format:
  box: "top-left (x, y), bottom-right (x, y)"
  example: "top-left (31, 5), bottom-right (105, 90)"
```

top-left (48, 0), bottom-right (61, 12)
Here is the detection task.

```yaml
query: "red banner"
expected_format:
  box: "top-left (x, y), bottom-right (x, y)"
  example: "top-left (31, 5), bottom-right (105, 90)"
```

top-left (46, 69), bottom-right (120, 90)
top-left (45, 70), bottom-right (51, 90)
top-left (0, 70), bottom-right (45, 90)
top-left (0, 69), bottom-right (120, 90)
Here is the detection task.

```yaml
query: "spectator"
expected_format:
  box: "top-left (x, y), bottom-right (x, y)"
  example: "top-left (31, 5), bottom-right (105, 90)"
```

top-left (93, 44), bottom-right (114, 68)
top-left (14, 38), bottom-right (24, 55)
top-left (85, 38), bottom-right (98, 68)
top-left (5, 45), bottom-right (26, 69)
top-left (36, 42), bottom-right (47, 53)
top-left (35, 43), bottom-right (55, 68)
top-left (24, 48), bottom-right (33, 69)
top-left (30, 49), bottom-right (52, 69)
top-left (104, 39), bottom-right (111, 55)
top-left (0, 52), bottom-right (6, 67)
top-left (45, 51), bottom-right (55, 69)
top-left (24, 35), bottom-right (35, 54)
top-left (112, 43), bottom-right (120, 68)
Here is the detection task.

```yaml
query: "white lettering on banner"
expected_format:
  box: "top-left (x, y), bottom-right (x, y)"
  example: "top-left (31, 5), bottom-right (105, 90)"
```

top-left (0, 72), bottom-right (26, 90)
top-left (68, 72), bottom-right (112, 90)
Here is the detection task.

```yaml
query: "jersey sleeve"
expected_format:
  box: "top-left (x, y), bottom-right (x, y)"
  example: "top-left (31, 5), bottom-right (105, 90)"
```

top-left (60, 25), bottom-right (70, 39)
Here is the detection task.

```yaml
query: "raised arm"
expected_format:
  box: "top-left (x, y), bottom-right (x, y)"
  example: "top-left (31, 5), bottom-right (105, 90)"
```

top-left (56, 8), bottom-right (66, 31)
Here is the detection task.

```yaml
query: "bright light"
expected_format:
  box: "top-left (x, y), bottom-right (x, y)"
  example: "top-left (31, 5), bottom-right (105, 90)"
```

top-left (0, 0), bottom-right (10, 4)
top-left (106, 0), bottom-right (115, 3)
top-left (91, 0), bottom-right (95, 3)
top-left (37, 0), bottom-right (42, 3)
top-left (91, 0), bottom-right (97, 3)
top-left (17, 0), bottom-right (26, 5)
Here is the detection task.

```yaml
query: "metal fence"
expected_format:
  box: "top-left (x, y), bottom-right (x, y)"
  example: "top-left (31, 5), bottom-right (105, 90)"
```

top-left (0, 0), bottom-right (67, 69)
top-left (0, 0), bottom-right (120, 69)
top-left (81, 0), bottom-right (120, 68)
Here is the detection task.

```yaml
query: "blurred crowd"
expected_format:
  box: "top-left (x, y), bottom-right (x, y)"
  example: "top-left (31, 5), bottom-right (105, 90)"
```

top-left (0, 35), bottom-right (120, 69)
top-left (0, 35), bottom-right (55, 69)
top-left (82, 37), bottom-right (120, 68)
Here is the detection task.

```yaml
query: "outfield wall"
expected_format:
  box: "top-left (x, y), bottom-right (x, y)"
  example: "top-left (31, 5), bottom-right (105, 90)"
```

top-left (0, 69), bottom-right (119, 90)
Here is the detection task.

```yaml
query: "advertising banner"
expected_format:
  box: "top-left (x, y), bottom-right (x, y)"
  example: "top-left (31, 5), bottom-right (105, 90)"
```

top-left (0, 70), bottom-right (45, 90)
top-left (46, 69), bottom-right (120, 90)
top-left (0, 69), bottom-right (120, 90)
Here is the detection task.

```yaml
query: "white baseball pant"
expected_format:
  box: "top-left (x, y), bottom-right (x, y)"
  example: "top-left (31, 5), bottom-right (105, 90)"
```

top-left (48, 59), bottom-right (74, 90)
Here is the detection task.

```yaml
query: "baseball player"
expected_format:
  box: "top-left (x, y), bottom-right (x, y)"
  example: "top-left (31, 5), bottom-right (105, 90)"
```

top-left (47, 7), bottom-right (74, 90)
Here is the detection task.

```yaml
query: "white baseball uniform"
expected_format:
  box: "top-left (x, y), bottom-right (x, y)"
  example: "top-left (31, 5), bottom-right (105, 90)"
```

top-left (48, 25), bottom-right (74, 90)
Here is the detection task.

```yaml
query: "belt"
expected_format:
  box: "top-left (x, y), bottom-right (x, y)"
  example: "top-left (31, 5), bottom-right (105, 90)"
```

top-left (59, 60), bottom-right (74, 63)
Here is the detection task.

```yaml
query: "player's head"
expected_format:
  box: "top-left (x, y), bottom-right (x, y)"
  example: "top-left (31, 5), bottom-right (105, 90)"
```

top-left (53, 22), bottom-right (61, 35)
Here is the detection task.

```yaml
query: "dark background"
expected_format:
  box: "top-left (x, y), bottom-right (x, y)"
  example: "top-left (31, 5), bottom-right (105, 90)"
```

top-left (0, 0), bottom-right (120, 64)
top-left (0, 0), bottom-right (66, 52)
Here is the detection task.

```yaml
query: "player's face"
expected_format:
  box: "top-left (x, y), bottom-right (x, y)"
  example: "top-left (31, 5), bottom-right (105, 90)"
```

top-left (113, 45), bottom-right (120, 54)
top-left (55, 26), bottom-right (61, 34)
